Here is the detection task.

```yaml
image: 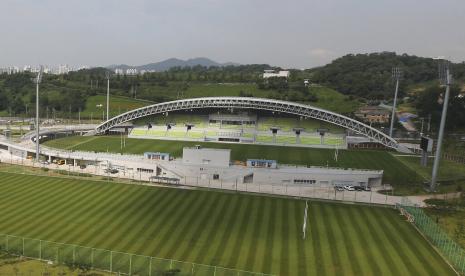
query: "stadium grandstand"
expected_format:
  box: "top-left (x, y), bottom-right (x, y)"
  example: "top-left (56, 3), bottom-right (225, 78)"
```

top-left (129, 110), bottom-right (346, 148)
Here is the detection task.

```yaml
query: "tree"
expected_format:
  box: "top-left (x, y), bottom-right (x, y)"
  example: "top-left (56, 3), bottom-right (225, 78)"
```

top-left (414, 84), bottom-right (465, 130)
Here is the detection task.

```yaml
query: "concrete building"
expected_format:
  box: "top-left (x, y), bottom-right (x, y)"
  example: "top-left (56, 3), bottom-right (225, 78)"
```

top-left (126, 68), bottom-right (138, 75)
top-left (355, 106), bottom-right (391, 124)
top-left (263, 69), bottom-right (290, 79)
top-left (159, 147), bottom-right (383, 188)
top-left (0, 129), bottom-right (383, 190)
top-left (144, 152), bottom-right (170, 161)
top-left (182, 147), bottom-right (230, 168)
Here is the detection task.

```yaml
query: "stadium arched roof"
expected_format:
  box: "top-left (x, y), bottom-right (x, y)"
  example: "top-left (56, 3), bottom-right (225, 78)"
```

top-left (94, 97), bottom-right (401, 150)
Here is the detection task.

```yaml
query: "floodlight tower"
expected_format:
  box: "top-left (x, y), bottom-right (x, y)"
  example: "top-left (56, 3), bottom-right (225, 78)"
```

top-left (34, 68), bottom-right (43, 162)
top-left (389, 67), bottom-right (402, 138)
top-left (105, 71), bottom-right (110, 121)
top-left (431, 59), bottom-right (452, 191)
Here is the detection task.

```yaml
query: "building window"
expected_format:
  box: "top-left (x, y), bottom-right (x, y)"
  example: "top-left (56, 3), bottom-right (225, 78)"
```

top-left (213, 174), bottom-right (219, 180)
top-left (293, 179), bottom-right (316, 184)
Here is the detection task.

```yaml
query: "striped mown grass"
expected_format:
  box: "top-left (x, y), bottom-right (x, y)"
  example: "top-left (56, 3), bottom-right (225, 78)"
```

top-left (0, 172), bottom-right (455, 275)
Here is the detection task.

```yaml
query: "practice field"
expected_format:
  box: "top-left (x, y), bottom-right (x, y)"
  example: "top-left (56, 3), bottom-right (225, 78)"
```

top-left (0, 172), bottom-right (454, 275)
top-left (44, 136), bottom-right (422, 192)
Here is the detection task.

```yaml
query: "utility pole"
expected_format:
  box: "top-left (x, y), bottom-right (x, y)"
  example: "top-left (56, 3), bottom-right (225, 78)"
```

top-left (420, 117), bottom-right (424, 136)
top-left (427, 114), bottom-right (432, 134)
top-left (431, 59), bottom-right (452, 191)
top-left (106, 72), bottom-right (110, 121)
top-left (34, 68), bottom-right (42, 162)
top-left (389, 67), bottom-right (401, 138)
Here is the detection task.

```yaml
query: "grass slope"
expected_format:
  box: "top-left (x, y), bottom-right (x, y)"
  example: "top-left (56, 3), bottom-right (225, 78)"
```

top-left (45, 136), bottom-right (421, 192)
top-left (0, 172), bottom-right (454, 275)
top-left (394, 155), bottom-right (465, 193)
top-left (81, 95), bottom-right (153, 119)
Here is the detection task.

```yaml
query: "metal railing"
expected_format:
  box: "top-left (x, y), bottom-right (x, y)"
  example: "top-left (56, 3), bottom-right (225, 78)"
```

top-left (398, 198), bottom-right (465, 274)
top-left (0, 234), bottom-right (272, 276)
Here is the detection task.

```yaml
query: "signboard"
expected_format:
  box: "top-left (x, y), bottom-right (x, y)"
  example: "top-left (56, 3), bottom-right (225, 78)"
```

top-left (420, 136), bottom-right (433, 152)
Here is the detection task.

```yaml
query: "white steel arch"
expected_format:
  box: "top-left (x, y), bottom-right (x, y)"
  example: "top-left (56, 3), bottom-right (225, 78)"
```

top-left (94, 97), bottom-right (400, 150)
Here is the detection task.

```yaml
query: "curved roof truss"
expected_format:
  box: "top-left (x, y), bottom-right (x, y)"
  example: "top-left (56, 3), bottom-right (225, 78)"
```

top-left (94, 97), bottom-right (399, 150)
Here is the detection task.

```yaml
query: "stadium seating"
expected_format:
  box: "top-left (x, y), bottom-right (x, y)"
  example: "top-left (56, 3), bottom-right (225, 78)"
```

top-left (130, 113), bottom-right (346, 147)
top-left (242, 133), bottom-right (254, 138)
top-left (300, 136), bottom-right (322, 145)
top-left (276, 136), bottom-right (297, 144)
top-left (256, 116), bottom-right (345, 134)
top-left (205, 130), bottom-right (217, 137)
top-left (186, 131), bottom-right (204, 139)
top-left (166, 130), bottom-right (187, 138)
top-left (256, 135), bottom-right (274, 143)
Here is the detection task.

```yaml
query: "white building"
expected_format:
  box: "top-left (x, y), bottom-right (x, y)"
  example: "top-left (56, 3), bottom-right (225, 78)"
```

top-left (114, 68), bottom-right (124, 75)
top-left (263, 69), bottom-right (290, 79)
top-left (126, 68), bottom-right (138, 75)
top-left (58, 64), bottom-right (70, 74)
top-left (0, 136), bottom-right (383, 190)
top-left (182, 147), bottom-right (230, 168)
top-left (160, 147), bottom-right (383, 187)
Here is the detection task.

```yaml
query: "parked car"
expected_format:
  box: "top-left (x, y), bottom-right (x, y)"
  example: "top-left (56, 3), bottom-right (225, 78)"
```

top-left (334, 186), bottom-right (344, 191)
top-left (105, 168), bottom-right (119, 174)
top-left (363, 186), bottom-right (372, 191)
top-left (353, 186), bottom-right (364, 191)
top-left (344, 185), bottom-right (355, 191)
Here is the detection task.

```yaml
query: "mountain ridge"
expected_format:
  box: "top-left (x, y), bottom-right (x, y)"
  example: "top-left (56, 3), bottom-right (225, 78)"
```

top-left (107, 57), bottom-right (240, 72)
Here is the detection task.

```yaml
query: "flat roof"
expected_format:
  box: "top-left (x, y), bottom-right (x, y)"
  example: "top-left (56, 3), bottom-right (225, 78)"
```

top-left (247, 159), bottom-right (276, 163)
top-left (183, 147), bottom-right (231, 152)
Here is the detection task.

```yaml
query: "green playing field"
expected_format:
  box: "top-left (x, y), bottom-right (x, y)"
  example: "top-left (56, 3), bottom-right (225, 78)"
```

top-left (0, 172), bottom-right (454, 275)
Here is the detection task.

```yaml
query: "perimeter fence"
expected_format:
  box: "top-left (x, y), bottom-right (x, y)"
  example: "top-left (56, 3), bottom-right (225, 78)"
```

top-left (397, 198), bottom-right (465, 274)
top-left (0, 234), bottom-right (272, 276)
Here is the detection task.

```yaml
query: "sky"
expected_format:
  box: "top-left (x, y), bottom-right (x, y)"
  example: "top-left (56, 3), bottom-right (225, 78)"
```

top-left (1, 0), bottom-right (464, 69)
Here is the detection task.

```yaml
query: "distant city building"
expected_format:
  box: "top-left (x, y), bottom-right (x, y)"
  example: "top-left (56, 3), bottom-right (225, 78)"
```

top-left (354, 106), bottom-right (391, 124)
top-left (58, 64), bottom-right (70, 74)
top-left (0, 64), bottom-right (90, 75)
top-left (114, 68), bottom-right (124, 75)
top-left (262, 69), bottom-right (290, 79)
top-left (126, 68), bottom-right (138, 75)
top-left (77, 65), bottom-right (90, 71)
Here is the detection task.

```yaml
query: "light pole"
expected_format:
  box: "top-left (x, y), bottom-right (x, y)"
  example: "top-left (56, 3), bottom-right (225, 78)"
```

top-left (431, 60), bottom-right (452, 191)
top-left (389, 67), bottom-right (401, 138)
top-left (106, 72), bottom-right (110, 121)
top-left (34, 69), bottom-right (42, 162)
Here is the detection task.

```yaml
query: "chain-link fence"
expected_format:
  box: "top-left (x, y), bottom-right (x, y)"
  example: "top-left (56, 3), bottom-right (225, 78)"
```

top-left (397, 198), bottom-right (465, 274)
top-left (0, 234), bottom-right (272, 276)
